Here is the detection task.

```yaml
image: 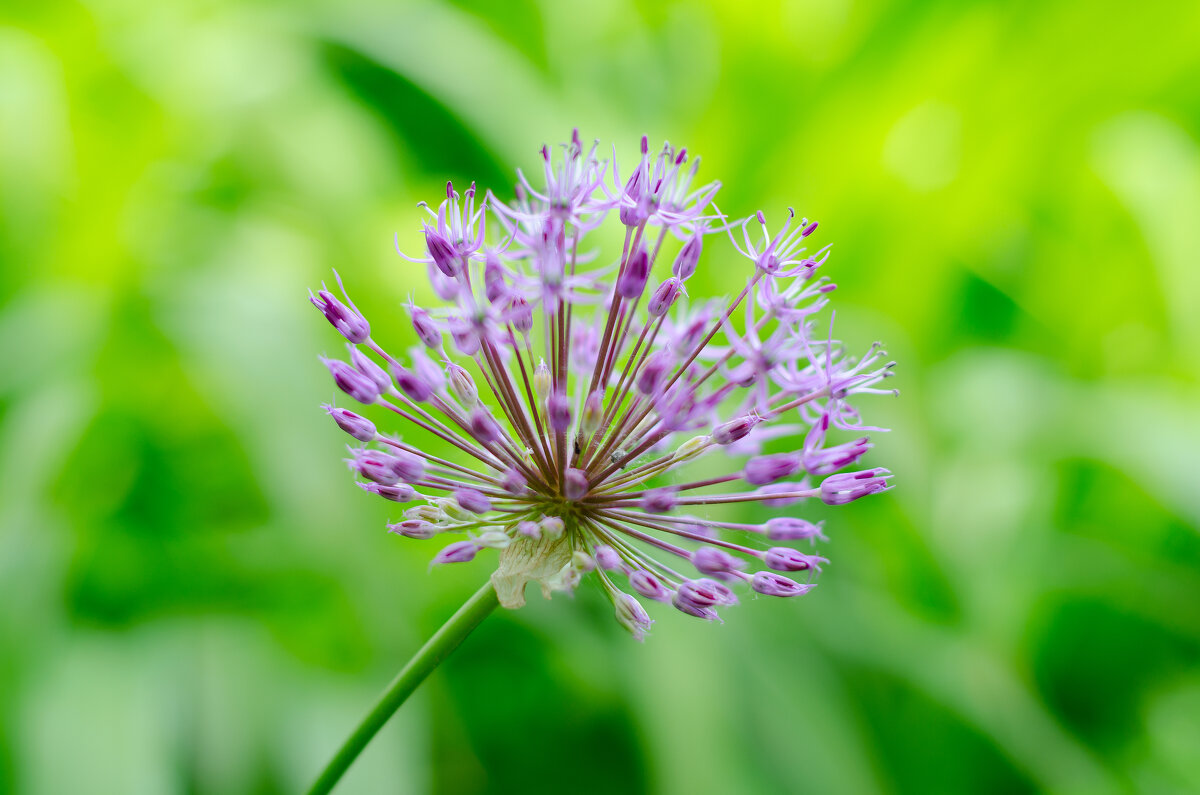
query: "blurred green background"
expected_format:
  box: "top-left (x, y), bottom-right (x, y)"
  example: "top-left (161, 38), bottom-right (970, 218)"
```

top-left (3, 0), bottom-right (1200, 792)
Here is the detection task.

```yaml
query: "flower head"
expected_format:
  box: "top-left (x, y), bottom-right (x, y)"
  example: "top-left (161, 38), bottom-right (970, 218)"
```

top-left (313, 133), bottom-right (896, 640)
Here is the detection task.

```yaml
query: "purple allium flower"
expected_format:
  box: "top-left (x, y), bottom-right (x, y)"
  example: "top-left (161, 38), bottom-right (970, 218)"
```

top-left (312, 132), bottom-right (896, 640)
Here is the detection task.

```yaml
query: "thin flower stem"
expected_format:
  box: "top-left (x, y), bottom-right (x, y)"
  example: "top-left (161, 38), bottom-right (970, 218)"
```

top-left (307, 581), bottom-right (499, 795)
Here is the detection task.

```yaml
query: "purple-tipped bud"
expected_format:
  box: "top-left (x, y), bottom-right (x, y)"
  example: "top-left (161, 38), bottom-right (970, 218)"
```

top-left (803, 437), bottom-right (872, 476)
top-left (691, 547), bottom-right (746, 575)
top-left (409, 305), bottom-right (442, 348)
top-left (713, 415), bottom-right (761, 445)
top-left (451, 327), bottom-right (480, 356)
top-left (765, 517), bottom-right (825, 541)
top-left (484, 253), bottom-right (507, 303)
top-left (564, 468), bottom-right (589, 500)
top-left (348, 449), bottom-right (401, 485)
top-left (677, 578), bottom-right (738, 608)
top-left (648, 277), bottom-right (683, 317)
top-left (350, 347), bottom-right (391, 392)
top-left (672, 595), bottom-right (721, 621)
top-left (637, 350), bottom-right (673, 395)
top-left (390, 362), bottom-right (433, 402)
top-left (819, 468), bottom-right (892, 505)
top-left (614, 593), bottom-right (654, 641)
top-left (640, 487), bottom-right (677, 514)
top-left (323, 357), bottom-right (381, 404)
top-left (469, 408), bottom-right (501, 444)
top-left (425, 226), bottom-right (461, 277)
top-left (310, 275), bottom-right (370, 343)
top-left (672, 233), bottom-right (703, 280)
top-left (323, 404), bottom-right (376, 441)
top-left (509, 297), bottom-right (534, 333)
top-left (431, 540), bottom-right (477, 566)
top-left (385, 450), bottom-right (422, 483)
top-left (447, 364), bottom-right (478, 405)
top-left (454, 488), bottom-right (492, 514)
top-left (752, 571), bottom-right (814, 597)
top-left (501, 467), bottom-right (527, 495)
top-left (358, 481), bottom-right (416, 502)
top-left (387, 519), bottom-right (437, 539)
top-left (616, 246), bottom-right (650, 299)
top-left (594, 545), bottom-right (622, 571)
top-left (548, 391), bottom-right (572, 432)
top-left (629, 570), bottom-right (671, 602)
top-left (517, 520), bottom-right (540, 539)
top-left (743, 453), bottom-right (802, 485)
top-left (764, 547), bottom-right (827, 573)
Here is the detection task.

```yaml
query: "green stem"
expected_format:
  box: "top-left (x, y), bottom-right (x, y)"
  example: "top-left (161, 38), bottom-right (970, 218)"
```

top-left (307, 580), bottom-right (499, 794)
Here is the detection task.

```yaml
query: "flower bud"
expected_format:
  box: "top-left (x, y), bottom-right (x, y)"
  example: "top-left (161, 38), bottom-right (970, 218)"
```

top-left (548, 391), bottom-right (572, 432)
top-left (509, 297), bottom-right (533, 333)
top-left (474, 530), bottom-right (511, 549)
top-left (675, 435), bottom-right (712, 460)
top-left (743, 453), bottom-right (802, 485)
top-left (501, 467), bottom-right (527, 495)
top-left (614, 593), bottom-right (654, 641)
top-left (672, 233), bottom-right (703, 280)
top-left (616, 246), bottom-right (650, 299)
top-left (671, 590), bottom-right (721, 621)
top-left (563, 468), bottom-right (589, 500)
top-left (629, 570), bottom-right (671, 602)
top-left (358, 482), bottom-right (416, 502)
top-left (594, 545), bottom-right (621, 571)
top-left (454, 488), bottom-right (492, 514)
top-left (347, 449), bottom-right (400, 485)
top-left (405, 504), bottom-right (444, 522)
top-left (484, 253), bottom-right (507, 303)
top-left (310, 273), bottom-right (370, 343)
top-left (350, 347), bottom-right (391, 392)
top-left (469, 408), bottom-right (501, 444)
top-left (387, 520), bottom-right (437, 539)
top-left (648, 277), bottom-right (683, 317)
top-left (322, 357), bottom-right (381, 405)
top-left (389, 362), bottom-right (433, 402)
top-left (637, 350), bottom-right (673, 395)
top-left (640, 488), bottom-right (677, 514)
top-left (763, 547), bottom-right (827, 573)
top-left (447, 364), bottom-right (478, 406)
top-left (517, 520), bottom-right (541, 539)
top-left (819, 468), bottom-right (892, 505)
top-left (581, 390), bottom-right (603, 434)
top-left (690, 547), bottom-right (746, 575)
top-left (451, 327), bottom-right (480, 356)
top-left (539, 515), bottom-right (565, 539)
top-left (751, 571), bottom-right (814, 597)
top-left (389, 449), bottom-right (425, 483)
top-left (409, 305), bottom-right (442, 348)
top-left (713, 415), bottom-right (761, 446)
top-left (425, 226), bottom-right (461, 277)
top-left (323, 404), bottom-right (376, 442)
top-left (764, 517), bottom-right (825, 541)
top-left (572, 551), bottom-right (596, 573)
top-left (431, 540), bottom-right (477, 565)
top-left (533, 359), bottom-right (552, 396)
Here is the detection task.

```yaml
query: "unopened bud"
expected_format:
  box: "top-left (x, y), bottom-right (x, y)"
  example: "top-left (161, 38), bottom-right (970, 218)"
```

top-left (563, 468), bottom-right (589, 500)
top-left (323, 404), bottom-right (376, 442)
top-left (548, 391), bottom-right (572, 432)
top-left (533, 360), bottom-right (552, 396)
top-left (614, 593), bottom-right (653, 641)
top-left (616, 246), bottom-right (650, 299)
top-left (474, 530), bottom-right (511, 549)
top-left (672, 233), bottom-right (703, 281)
top-left (581, 390), bottom-right (603, 434)
top-left (539, 515), bottom-right (565, 539)
top-left (648, 277), bottom-right (683, 317)
top-left (447, 364), bottom-right (478, 406)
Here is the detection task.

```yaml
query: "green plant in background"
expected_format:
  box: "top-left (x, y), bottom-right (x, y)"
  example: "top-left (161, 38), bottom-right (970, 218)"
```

top-left (2, 0), bottom-right (1199, 793)
top-left (306, 132), bottom-right (893, 790)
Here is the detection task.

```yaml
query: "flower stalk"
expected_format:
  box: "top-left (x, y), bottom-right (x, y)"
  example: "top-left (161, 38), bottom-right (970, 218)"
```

top-left (306, 581), bottom-right (499, 795)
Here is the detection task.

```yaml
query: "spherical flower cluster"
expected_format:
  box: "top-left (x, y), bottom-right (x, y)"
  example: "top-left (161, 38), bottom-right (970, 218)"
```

top-left (312, 131), bottom-right (895, 640)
